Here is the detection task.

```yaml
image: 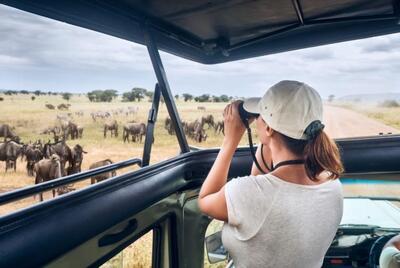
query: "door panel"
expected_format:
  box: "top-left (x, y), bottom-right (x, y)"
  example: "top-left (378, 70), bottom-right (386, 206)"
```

top-left (0, 135), bottom-right (399, 267)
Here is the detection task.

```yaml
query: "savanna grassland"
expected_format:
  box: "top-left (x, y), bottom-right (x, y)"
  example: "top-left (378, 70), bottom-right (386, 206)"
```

top-left (0, 93), bottom-right (245, 268)
top-left (1, 94), bottom-right (399, 267)
top-left (0, 94), bottom-right (251, 212)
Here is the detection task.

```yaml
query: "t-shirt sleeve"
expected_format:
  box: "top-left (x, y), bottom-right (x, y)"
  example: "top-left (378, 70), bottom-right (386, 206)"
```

top-left (225, 175), bottom-right (277, 240)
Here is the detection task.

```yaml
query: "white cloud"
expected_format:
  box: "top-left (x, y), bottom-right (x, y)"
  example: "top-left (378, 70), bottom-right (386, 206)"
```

top-left (0, 4), bottom-right (400, 97)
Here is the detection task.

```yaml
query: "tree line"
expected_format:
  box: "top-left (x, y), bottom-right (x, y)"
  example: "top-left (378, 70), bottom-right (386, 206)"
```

top-left (87, 88), bottom-right (234, 103)
top-left (0, 88), bottom-right (235, 103)
top-left (1, 89), bottom-right (60, 96)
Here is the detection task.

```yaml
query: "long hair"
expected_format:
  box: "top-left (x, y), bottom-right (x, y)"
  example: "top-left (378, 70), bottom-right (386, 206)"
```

top-left (278, 131), bottom-right (344, 180)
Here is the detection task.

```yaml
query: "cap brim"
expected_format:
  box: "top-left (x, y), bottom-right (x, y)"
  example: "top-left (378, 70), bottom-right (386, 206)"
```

top-left (243, 97), bottom-right (261, 114)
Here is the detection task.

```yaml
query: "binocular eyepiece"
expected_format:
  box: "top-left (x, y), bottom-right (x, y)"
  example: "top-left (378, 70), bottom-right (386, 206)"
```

top-left (238, 101), bottom-right (260, 128)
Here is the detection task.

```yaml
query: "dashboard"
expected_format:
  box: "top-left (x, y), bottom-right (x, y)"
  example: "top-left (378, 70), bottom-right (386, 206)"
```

top-left (323, 225), bottom-right (399, 267)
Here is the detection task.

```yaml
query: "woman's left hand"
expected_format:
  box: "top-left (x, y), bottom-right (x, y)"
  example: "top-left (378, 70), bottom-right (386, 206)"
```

top-left (223, 101), bottom-right (247, 147)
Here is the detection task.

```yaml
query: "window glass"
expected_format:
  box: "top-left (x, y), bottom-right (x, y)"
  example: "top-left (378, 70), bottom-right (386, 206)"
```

top-left (1, 2), bottom-right (400, 213)
top-left (101, 230), bottom-right (153, 268)
top-left (341, 178), bottom-right (400, 208)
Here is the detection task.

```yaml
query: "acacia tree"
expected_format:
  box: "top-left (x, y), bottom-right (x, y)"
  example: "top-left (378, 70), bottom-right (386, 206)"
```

top-left (87, 89), bottom-right (117, 102)
top-left (122, 87), bottom-right (148, 102)
top-left (194, 94), bottom-right (210, 102)
top-left (62, 92), bottom-right (72, 101)
top-left (182, 93), bottom-right (193, 102)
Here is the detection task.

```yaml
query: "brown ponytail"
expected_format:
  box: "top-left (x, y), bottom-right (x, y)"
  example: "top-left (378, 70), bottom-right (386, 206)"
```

top-left (278, 131), bottom-right (344, 180)
top-left (303, 131), bottom-right (343, 180)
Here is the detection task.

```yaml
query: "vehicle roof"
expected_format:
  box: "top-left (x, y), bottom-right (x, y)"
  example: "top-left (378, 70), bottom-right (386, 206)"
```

top-left (2, 0), bottom-right (400, 64)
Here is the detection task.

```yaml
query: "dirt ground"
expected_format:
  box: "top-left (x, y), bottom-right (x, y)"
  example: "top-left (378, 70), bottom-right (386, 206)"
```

top-left (323, 105), bottom-right (399, 138)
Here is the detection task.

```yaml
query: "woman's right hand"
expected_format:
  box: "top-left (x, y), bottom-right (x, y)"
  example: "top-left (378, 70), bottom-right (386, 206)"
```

top-left (222, 101), bottom-right (247, 147)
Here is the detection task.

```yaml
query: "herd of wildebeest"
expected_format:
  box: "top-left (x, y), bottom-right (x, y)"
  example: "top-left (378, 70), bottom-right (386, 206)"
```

top-left (0, 103), bottom-right (225, 201)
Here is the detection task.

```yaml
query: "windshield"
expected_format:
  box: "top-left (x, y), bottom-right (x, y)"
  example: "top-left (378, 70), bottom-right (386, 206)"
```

top-left (0, 4), bottom-right (400, 214)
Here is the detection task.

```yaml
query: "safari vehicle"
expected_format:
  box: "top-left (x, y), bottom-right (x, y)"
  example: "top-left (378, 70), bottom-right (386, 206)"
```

top-left (0, 1), bottom-right (400, 267)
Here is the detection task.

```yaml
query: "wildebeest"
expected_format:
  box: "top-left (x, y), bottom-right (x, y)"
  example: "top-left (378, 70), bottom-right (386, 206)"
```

top-left (197, 106), bottom-right (206, 111)
top-left (25, 144), bottom-right (44, 176)
top-left (41, 126), bottom-right (62, 142)
top-left (45, 103), bottom-right (55, 110)
top-left (201, 114), bottom-right (215, 129)
top-left (90, 111), bottom-right (111, 122)
top-left (123, 123), bottom-right (146, 143)
top-left (185, 120), bottom-right (207, 143)
top-left (68, 122), bottom-right (79, 140)
top-left (214, 120), bottom-right (224, 135)
top-left (0, 141), bottom-right (25, 172)
top-left (43, 141), bottom-right (71, 176)
top-left (34, 154), bottom-right (62, 201)
top-left (57, 103), bottom-right (69, 110)
top-left (104, 120), bottom-right (118, 138)
top-left (89, 159), bottom-right (116, 184)
top-left (77, 125), bottom-right (84, 139)
top-left (193, 122), bottom-right (208, 142)
top-left (40, 126), bottom-right (61, 135)
top-left (59, 120), bottom-right (78, 140)
top-left (75, 111), bottom-right (84, 117)
top-left (0, 124), bottom-right (19, 142)
top-left (164, 117), bottom-right (174, 135)
top-left (66, 144), bottom-right (87, 175)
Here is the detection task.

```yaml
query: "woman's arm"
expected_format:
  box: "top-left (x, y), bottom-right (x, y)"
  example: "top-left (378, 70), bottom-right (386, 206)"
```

top-left (251, 143), bottom-right (272, 175)
top-left (198, 101), bottom-right (245, 222)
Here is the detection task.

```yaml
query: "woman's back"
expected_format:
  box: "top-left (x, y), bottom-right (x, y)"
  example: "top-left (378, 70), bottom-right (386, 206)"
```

top-left (222, 174), bottom-right (343, 268)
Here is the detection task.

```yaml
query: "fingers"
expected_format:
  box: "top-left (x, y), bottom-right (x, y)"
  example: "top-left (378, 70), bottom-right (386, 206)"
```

top-left (223, 104), bottom-right (229, 117)
top-left (223, 103), bottom-right (232, 118)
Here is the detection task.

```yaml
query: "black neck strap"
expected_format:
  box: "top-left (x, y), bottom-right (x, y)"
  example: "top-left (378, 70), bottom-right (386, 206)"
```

top-left (271, 159), bottom-right (305, 171)
top-left (260, 143), bottom-right (272, 172)
top-left (260, 144), bottom-right (304, 172)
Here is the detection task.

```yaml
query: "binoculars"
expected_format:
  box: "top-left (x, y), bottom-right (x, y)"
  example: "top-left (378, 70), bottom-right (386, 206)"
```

top-left (238, 101), bottom-right (260, 128)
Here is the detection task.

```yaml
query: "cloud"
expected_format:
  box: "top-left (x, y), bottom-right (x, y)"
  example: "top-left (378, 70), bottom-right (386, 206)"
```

top-left (1, 4), bottom-right (400, 97)
top-left (361, 36), bottom-right (400, 53)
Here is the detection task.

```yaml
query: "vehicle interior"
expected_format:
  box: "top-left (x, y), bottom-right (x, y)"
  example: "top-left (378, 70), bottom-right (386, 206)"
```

top-left (0, 1), bottom-right (399, 267)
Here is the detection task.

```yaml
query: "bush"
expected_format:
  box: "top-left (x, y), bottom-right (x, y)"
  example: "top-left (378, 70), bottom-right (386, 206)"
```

top-left (87, 89), bottom-right (118, 102)
top-left (122, 88), bottom-right (148, 102)
top-left (182, 93), bottom-right (193, 102)
top-left (31, 96), bottom-right (36, 101)
top-left (379, 100), bottom-right (400, 108)
top-left (194, 94), bottom-right (210, 102)
top-left (0, 97), bottom-right (4, 101)
top-left (62, 92), bottom-right (72, 101)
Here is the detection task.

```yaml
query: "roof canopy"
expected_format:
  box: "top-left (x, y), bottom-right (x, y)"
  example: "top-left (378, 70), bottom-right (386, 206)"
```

top-left (2, 0), bottom-right (400, 63)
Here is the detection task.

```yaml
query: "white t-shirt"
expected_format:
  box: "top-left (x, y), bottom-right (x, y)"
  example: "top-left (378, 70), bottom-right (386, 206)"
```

top-left (222, 173), bottom-right (343, 268)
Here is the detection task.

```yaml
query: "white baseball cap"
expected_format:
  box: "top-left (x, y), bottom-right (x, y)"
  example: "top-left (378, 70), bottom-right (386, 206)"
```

top-left (243, 80), bottom-right (323, 140)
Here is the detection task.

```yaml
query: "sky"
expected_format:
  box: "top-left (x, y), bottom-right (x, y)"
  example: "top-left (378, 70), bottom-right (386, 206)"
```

top-left (1, 4), bottom-right (400, 98)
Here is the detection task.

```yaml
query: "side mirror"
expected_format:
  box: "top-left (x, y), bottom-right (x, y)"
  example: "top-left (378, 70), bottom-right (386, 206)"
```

top-left (205, 231), bottom-right (228, 264)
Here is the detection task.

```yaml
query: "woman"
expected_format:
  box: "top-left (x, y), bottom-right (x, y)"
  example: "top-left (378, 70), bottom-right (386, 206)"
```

top-left (198, 80), bottom-right (344, 268)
